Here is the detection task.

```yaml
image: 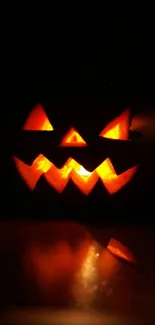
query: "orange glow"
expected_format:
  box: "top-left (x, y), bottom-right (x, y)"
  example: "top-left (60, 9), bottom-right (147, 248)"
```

top-left (26, 242), bottom-right (74, 289)
top-left (13, 154), bottom-right (138, 195)
top-left (24, 230), bottom-right (93, 296)
top-left (99, 109), bottom-right (130, 140)
top-left (60, 127), bottom-right (87, 146)
top-left (96, 159), bottom-right (138, 194)
top-left (13, 154), bottom-right (52, 190)
top-left (14, 108), bottom-right (138, 195)
top-left (23, 104), bottom-right (54, 130)
top-left (98, 248), bottom-right (119, 282)
top-left (45, 159), bottom-right (98, 195)
top-left (72, 241), bottom-right (101, 306)
top-left (107, 238), bottom-right (137, 264)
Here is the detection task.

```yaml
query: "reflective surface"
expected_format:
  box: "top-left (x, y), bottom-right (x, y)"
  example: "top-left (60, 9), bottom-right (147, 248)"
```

top-left (0, 222), bottom-right (155, 324)
top-left (0, 309), bottom-right (143, 325)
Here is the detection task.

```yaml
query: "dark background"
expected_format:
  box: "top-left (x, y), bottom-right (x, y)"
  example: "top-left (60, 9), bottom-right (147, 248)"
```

top-left (1, 5), bottom-right (155, 322)
top-left (1, 4), bottom-right (155, 226)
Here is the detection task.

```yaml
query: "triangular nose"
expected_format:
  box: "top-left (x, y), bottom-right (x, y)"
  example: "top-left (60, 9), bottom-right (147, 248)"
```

top-left (60, 127), bottom-right (87, 146)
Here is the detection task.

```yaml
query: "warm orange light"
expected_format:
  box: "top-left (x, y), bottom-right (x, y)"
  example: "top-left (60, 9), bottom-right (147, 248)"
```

top-left (23, 104), bottom-right (54, 131)
top-left (26, 242), bottom-right (74, 289)
top-left (23, 223), bottom-right (93, 298)
top-left (13, 154), bottom-right (52, 190)
top-left (14, 108), bottom-right (138, 195)
top-left (99, 109), bottom-right (130, 140)
top-left (13, 154), bottom-right (138, 195)
top-left (107, 238), bottom-right (137, 264)
top-left (96, 158), bottom-right (138, 194)
top-left (60, 127), bottom-right (87, 146)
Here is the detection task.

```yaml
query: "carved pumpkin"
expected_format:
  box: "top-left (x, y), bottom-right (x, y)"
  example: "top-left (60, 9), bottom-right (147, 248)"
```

top-left (13, 105), bottom-right (139, 195)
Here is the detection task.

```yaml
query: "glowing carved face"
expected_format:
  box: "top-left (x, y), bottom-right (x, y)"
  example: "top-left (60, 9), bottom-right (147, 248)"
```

top-left (13, 105), bottom-right (139, 195)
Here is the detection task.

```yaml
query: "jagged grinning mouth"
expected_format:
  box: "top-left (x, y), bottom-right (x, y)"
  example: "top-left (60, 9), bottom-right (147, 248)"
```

top-left (13, 105), bottom-right (139, 195)
top-left (13, 155), bottom-right (138, 195)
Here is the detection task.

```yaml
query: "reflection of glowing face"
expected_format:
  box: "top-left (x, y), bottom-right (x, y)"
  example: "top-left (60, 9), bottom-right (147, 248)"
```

top-left (22, 220), bottom-right (136, 308)
top-left (13, 105), bottom-right (139, 195)
top-left (72, 241), bottom-right (101, 307)
top-left (24, 238), bottom-right (93, 294)
top-left (72, 238), bottom-right (137, 308)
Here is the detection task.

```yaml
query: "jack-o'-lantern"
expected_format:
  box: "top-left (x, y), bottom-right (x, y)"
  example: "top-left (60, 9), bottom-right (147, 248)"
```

top-left (13, 104), bottom-right (139, 195)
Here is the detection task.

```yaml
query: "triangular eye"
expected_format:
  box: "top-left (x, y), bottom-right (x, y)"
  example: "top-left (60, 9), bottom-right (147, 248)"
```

top-left (60, 127), bottom-right (87, 146)
top-left (99, 109), bottom-right (130, 140)
top-left (23, 104), bottom-right (54, 131)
